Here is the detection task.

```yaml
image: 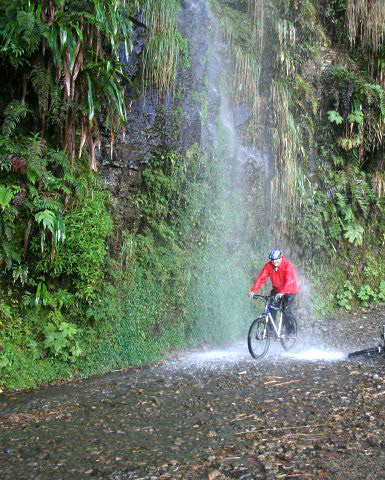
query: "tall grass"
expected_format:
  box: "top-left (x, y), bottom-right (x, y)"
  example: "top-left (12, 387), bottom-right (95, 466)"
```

top-left (346, 0), bottom-right (385, 55)
top-left (248, 0), bottom-right (265, 57)
top-left (270, 79), bottom-right (301, 234)
top-left (346, 0), bottom-right (385, 81)
top-left (142, 0), bottom-right (183, 97)
top-left (213, 0), bottom-right (262, 130)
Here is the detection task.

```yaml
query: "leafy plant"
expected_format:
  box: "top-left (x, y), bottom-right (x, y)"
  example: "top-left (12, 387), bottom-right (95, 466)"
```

top-left (34, 186), bottom-right (113, 302)
top-left (0, 301), bottom-right (12, 320)
top-left (328, 110), bottom-right (343, 124)
top-left (35, 280), bottom-right (48, 306)
top-left (357, 284), bottom-right (376, 307)
top-left (42, 321), bottom-right (82, 363)
top-left (0, 134), bottom-right (75, 271)
top-left (0, 0), bottom-right (135, 169)
top-left (0, 348), bottom-right (12, 372)
top-left (343, 222), bottom-right (364, 246)
top-left (35, 209), bottom-right (65, 261)
top-left (347, 109), bottom-right (364, 126)
top-left (1, 100), bottom-right (31, 137)
top-left (336, 280), bottom-right (355, 310)
top-left (0, 185), bottom-right (16, 210)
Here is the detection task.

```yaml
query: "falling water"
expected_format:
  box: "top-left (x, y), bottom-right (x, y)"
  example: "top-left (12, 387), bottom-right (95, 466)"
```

top-left (176, 0), bottom-right (270, 345)
top-left (175, 0), bottom-right (344, 361)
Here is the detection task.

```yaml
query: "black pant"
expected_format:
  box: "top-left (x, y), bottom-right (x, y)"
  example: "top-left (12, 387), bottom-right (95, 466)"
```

top-left (271, 290), bottom-right (296, 330)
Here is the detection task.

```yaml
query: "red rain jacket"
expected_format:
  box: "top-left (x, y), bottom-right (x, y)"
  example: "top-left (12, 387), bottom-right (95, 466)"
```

top-left (251, 256), bottom-right (298, 295)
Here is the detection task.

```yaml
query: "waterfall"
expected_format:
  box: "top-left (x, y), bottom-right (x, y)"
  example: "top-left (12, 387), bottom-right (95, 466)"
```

top-left (178, 0), bottom-right (271, 344)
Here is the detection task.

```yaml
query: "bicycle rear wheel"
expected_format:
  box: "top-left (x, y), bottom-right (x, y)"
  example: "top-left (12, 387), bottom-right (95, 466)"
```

top-left (280, 318), bottom-right (298, 351)
top-left (348, 346), bottom-right (382, 359)
top-left (248, 316), bottom-right (270, 359)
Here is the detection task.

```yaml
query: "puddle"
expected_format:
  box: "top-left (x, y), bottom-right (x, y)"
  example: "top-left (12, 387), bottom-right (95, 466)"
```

top-left (284, 348), bottom-right (346, 361)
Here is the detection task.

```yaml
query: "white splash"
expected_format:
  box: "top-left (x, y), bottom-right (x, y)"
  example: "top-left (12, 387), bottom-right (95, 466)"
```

top-left (183, 341), bottom-right (250, 364)
top-left (285, 348), bottom-right (346, 361)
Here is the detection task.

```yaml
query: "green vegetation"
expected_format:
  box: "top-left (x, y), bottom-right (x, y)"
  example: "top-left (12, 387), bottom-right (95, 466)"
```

top-left (211, 0), bottom-right (262, 130)
top-left (0, 0), bottom-right (135, 170)
top-left (217, 0), bottom-right (385, 312)
top-left (2, 0), bottom-right (385, 390)
top-left (0, 0), bottom-right (198, 390)
top-left (142, 0), bottom-right (190, 96)
top-left (265, 0), bottom-right (385, 309)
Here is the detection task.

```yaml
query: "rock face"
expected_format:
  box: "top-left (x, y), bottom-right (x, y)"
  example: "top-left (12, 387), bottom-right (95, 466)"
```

top-left (97, 0), bottom-right (214, 235)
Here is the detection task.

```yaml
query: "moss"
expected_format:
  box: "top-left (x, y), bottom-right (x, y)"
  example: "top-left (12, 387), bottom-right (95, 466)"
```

top-left (191, 90), bottom-right (208, 121)
top-left (0, 342), bottom-right (74, 389)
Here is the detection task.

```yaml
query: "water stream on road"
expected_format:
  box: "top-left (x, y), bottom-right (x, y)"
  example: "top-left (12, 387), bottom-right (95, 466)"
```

top-left (169, 343), bottom-right (347, 370)
top-left (2, 310), bottom-right (384, 479)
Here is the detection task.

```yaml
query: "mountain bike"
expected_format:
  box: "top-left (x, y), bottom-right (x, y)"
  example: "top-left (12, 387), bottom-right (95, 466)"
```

top-left (248, 294), bottom-right (297, 359)
top-left (348, 325), bottom-right (385, 359)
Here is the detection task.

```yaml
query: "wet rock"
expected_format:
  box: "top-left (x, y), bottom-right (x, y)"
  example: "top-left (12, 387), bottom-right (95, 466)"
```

top-left (233, 105), bottom-right (252, 127)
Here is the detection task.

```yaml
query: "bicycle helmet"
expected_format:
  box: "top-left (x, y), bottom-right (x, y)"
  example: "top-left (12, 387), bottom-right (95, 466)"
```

top-left (268, 248), bottom-right (283, 260)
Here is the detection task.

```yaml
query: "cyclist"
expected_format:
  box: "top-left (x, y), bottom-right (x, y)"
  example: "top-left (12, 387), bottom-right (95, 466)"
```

top-left (249, 248), bottom-right (298, 334)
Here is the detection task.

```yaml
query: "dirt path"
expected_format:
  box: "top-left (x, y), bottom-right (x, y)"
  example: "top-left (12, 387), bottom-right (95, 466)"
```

top-left (1, 307), bottom-right (385, 479)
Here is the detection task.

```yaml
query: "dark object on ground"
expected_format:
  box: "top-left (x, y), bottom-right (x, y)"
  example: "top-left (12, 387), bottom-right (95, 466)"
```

top-left (348, 324), bottom-right (385, 359)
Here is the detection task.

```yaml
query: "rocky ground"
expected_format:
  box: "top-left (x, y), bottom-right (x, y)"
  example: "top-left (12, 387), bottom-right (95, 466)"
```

top-left (1, 306), bottom-right (385, 479)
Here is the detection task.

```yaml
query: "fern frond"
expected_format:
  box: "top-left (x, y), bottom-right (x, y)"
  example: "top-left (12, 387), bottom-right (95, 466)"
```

top-left (37, 197), bottom-right (62, 212)
top-left (1, 100), bottom-right (31, 137)
top-left (31, 63), bottom-right (51, 113)
top-left (17, 10), bottom-right (42, 54)
top-left (294, 74), bottom-right (318, 116)
top-left (49, 83), bottom-right (63, 122)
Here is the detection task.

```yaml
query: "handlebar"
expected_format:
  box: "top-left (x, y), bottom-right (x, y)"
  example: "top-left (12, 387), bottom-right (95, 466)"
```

top-left (252, 294), bottom-right (275, 302)
top-left (251, 294), bottom-right (282, 312)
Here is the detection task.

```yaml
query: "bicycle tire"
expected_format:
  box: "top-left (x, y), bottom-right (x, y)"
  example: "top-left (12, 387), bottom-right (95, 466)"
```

top-left (348, 346), bottom-right (383, 359)
top-left (248, 316), bottom-right (270, 359)
top-left (280, 318), bottom-right (298, 351)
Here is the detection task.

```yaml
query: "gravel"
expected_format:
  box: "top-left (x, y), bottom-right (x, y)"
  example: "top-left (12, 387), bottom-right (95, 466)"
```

top-left (1, 306), bottom-right (385, 479)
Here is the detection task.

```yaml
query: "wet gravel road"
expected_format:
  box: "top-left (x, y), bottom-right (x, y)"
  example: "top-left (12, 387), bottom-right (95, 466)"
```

top-left (1, 307), bottom-right (385, 479)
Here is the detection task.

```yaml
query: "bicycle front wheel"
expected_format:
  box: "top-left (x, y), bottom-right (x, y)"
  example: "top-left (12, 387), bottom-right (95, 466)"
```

top-left (280, 318), bottom-right (298, 351)
top-left (248, 316), bottom-right (270, 359)
top-left (348, 346), bottom-right (382, 359)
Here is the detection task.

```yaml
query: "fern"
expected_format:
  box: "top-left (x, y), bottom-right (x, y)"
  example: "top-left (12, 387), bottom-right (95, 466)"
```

top-left (1, 100), bottom-right (31, 137)
top-left (31, 63), bottom-right (51, 114)
top-left (2, 39), bottom-right (25, 66)
top-left (0, 185), bottom-right (14, 210)
top-left (295, 75), bottom-right (318, 116)
top-left (0, 6), bottom-right (43, 62)
top-left (335, 192), bottom-right (355, 222)
top-left (328, 218), bottom-right (342, 241)
top-left (350, 169), bottom-right (374, 218)
top-left (17, 10), bottom-right (41, 54)
top-left (30, 63), bottom-right (63, 125)
top-left (49, 84), bottom-right (63, 122)
top-left (35, 197), bottom-right (62, 212)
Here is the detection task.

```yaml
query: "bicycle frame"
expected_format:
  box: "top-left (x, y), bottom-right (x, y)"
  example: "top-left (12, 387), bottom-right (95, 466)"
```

top-left (255, 295), bottom-right (284, 338)
top-left (248, 294), bottom-right (297, 359)
top-left (265, 301), bottom-right (283, 337)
